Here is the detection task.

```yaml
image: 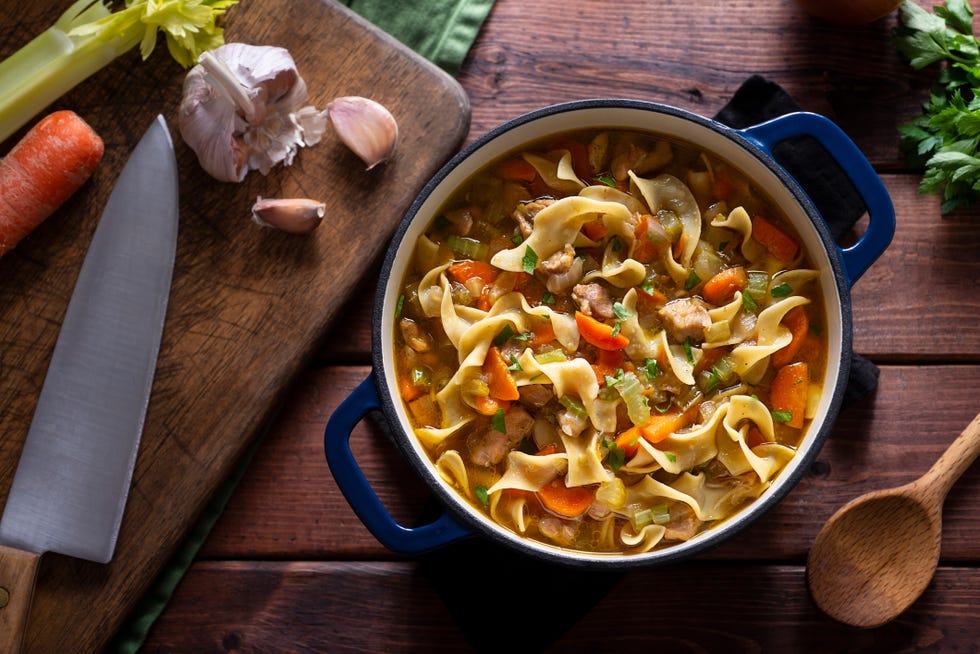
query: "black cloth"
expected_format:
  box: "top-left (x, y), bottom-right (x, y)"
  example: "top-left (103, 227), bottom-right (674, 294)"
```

top-left (418, 77), bottom-right (879, 654)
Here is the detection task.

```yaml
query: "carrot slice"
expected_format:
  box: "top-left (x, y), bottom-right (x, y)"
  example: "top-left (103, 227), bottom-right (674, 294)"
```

top-left (530, 320), bottom-right (556, 346)
top-left (614, 425), bottom-right (642, 458)
top-left (483, 345), bottom-right (520, 401)
top-left (582, 219), bottom-right (607, 241)
top-left (575, 311), bottom-right (629, 351)
top-left (537, 478), bottom-right (595, 518)
top-left (496, 157), bottom-right (537, 183)
top-left (752, 215), bottom-right (799, 261)
top-left (714, 172), bottom-right (733, 201)
top-left (772, 306), bottom-right (810, 368)
top-left (638, 410), bottom-right (693, 444)
top-left (0, 110), bottom-right (104, 256)
top-left (449, 260), bottom-right (498, 282)
top-left (702, 266), bottom-right (748, 305)
top-left (592, 348), bottom-right (626, 385)
top-left (770, 362), bottom-right (808, 429)
top-left (473, 394), bottom-right (510, 416)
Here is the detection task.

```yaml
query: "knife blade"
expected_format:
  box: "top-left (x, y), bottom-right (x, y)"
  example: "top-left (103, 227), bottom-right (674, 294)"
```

top-left (0, 114), bottom-right (178, 652)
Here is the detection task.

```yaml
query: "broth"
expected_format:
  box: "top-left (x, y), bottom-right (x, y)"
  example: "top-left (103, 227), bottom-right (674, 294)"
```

top-left (393, 128), bottom-right (826, 554)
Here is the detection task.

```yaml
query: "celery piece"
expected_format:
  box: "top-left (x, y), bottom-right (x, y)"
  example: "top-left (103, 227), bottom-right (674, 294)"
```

top-left (446, 234), bottom-right (489, 260)
top-left (616, 372), bottom-right (651, 426)
top-left (559, 394), bottom-right (588, 420)
top-left (0, 0), bottom-right (238, 144)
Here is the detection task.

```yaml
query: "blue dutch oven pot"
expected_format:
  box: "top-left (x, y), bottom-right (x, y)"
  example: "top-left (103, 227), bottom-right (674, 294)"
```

top-left (325, 100), bottom-right (895, 569)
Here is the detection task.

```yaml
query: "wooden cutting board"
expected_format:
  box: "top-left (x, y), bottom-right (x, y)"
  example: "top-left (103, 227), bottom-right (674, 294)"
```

top-left (0, 1), bottom-right (470, 651)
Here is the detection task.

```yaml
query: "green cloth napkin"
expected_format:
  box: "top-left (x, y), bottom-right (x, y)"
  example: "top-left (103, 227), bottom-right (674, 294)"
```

top-left (108, 2), bottom-right (492, 651)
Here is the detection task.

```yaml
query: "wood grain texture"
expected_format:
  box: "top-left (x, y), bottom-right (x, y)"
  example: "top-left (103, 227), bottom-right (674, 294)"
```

top-left (0, 1), bottom-right (469, 652)
top-left (145, 560), bottom-right (980, 653)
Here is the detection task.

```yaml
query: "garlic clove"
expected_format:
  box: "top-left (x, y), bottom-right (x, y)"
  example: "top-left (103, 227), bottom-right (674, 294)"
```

top-left (327, 96), bottom-right (398, 170)
top-left (251, 197), bottom-right (326, 234)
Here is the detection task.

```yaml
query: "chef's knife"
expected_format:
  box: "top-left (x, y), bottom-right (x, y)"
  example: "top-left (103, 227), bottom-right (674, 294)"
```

top-left (0, 114), bottom-right (178, 653)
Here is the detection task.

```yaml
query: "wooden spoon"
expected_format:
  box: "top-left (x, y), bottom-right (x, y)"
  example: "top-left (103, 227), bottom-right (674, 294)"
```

top-left (806, 410), bottom-right (980, 628)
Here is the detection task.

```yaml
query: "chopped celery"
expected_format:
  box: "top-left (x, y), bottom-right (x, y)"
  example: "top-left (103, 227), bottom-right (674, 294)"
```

top-left (535, 349), bottom-right (567, 364)
top-left (616, 372), bottom-right (651, 426)
top-left (559, 394), bottom-right (588, 420)
top-left (446, 234), bottom-right (489, 260)
top-left (0, 0), bottom-right (238, 144)
top-left (745, 270), bottom-right (769, 300)
top-left (657, 209), bottom-right (683, 240)
top-left (651, 503), bottom-right (671, 525)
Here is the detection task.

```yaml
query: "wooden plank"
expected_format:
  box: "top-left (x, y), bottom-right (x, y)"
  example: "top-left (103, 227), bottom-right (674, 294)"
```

top-left (200, 364), bottom-right (980, 561)
top-left (143, 560), bottom-right (980, 652)
top-left (0, 1), bottom-right (470, 651)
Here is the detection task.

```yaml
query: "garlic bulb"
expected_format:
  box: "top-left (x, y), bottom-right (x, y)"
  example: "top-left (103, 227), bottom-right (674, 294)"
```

top-left (179, 43), bottom-right (328, 182)
top-left (327, 96), bottom-right (398, 170)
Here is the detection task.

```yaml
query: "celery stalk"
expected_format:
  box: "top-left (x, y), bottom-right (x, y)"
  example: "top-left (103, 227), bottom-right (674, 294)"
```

top-left (0, 0), bottom-right (238, 144)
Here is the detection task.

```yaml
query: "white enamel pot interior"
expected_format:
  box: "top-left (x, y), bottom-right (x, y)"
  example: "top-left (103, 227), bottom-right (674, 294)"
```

top-left (326, 99), bottom-right (895, 569)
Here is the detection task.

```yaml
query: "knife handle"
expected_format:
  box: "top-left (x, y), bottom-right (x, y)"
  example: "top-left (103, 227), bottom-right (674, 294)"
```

top-left (0, 545), bottom-right (40, 654)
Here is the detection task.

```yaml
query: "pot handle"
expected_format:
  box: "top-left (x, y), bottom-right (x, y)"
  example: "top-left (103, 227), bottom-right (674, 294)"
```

top-left (324, 373), bottom-right (472, 554)
top-left (740, 112), bottom-right (895, 287)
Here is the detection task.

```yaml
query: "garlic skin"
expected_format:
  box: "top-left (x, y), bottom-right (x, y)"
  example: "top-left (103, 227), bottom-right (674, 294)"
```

top-left (327, 96), bottom-right (398, 170)
top-left (251, 197), bottom-right (326, 234)
top-left (179, 44), bottom-right (328, 182)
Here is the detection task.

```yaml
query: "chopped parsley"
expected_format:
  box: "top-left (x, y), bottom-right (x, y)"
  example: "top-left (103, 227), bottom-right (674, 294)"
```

top-left (394, 293), bottom-right (405, 319)
top-left (594, 173), bottom-right (616, 187)
top-left (511, 233), bottom-right (524, 245)
top-left (684, 270), bottom-right (701, 291)
top-left (507, 354), bottom-right (523, 372)
top-left (770, 282), bottom-right (793, 298)
top-left (542, 291), bottom-right (556, 305)
top-left (641, 357), bottom-right (661, 379)
top-left (612, 301), bottom-right (633, 321)
top-left (664, 452), bottom-right (677, 463)
top-left (475, 484), bottom-right (490, 508)
top-left (522, 245), bottom-right (538, 274)
top-left (771, 409), bottom-right (793, 424)
top-left (606, 440), bottom-right (626, 470)
top-left (742, 291), bottom-right (759, 313)
top-left (492, 408), bottom-right (507, 433)
top-left (604, 368), bottom-right (626, 387)
top-left (684, 336), bottom-right (695, 363)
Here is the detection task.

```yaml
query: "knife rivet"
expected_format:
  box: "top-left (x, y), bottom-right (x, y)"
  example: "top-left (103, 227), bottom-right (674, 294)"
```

top-left (0, 587), bottom-right (9, 608)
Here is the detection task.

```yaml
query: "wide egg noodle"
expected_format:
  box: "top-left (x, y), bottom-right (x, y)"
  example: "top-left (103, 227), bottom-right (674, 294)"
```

top-left (486, 451), bottom-right (568, 495)
top-left (670, 471), bottom-right (766, 522)
top-left (489, 489), bottom-right (531, 533)
top-left (620, 523), bottom-right (667, 552)
top-left (619, 288), bottom-right (660, 360)
top-left (579, 183), bottom-right (649, 215)
top-left (703, 290), bottom-right (745, 348)
top-left (434, 449), bottom-right (472, 499)
top-left (627, 399), bottom-right (730, 475)
top-left (709, 206), bottom-right (765, 261)
top-left (560, 428), bottom-right (613, 487)
top-left (628, 172), bottom-right (702, 284)
top-left (523, 150), bottom-right (585, 194)
top-left (417, 420), bottom-right (473, 449)
top-left (718, 394), bottom-right (795, 481)
top-left (528, 356), bottom-right (619, 433)
top-left (655, 329), bottom-right (699, 386)
top-left (729, 294), bottom-right (810, 378)
top-left (771, 268), bottom-right (820, 295)
top-left (619, 474), bottom-right (707, 521)
top-left (491, 196), bottom-right (633, 273)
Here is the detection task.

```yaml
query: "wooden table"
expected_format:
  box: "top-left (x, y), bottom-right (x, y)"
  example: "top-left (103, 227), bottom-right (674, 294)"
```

top-left (142, 1), bottom-right (980, 651)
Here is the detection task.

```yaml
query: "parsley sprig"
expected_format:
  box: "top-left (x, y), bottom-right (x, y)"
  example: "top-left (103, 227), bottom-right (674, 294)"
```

top-left (895, 0), bottom-right (980, 213)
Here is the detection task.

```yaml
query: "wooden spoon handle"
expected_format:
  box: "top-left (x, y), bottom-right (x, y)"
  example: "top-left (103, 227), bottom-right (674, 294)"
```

top-left (918, 410), bottom-right (980, 500)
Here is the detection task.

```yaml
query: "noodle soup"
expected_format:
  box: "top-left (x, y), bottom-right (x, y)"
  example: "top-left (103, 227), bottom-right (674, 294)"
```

top-left (392, 128), bottom-right (826, 555)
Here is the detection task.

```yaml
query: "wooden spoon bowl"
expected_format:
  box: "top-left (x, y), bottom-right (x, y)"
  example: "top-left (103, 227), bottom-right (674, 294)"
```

top-left (806, 410), bottom-right (980, 627)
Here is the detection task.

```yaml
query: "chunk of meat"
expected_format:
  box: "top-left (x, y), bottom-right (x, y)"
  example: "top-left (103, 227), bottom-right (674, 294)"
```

top-left (519, 383), bottom-right (553, 409)
top-left (659, 298), bottom-right (710, 342)
top-left (399, 317), bottom-right (432, 352)
top-left (541, 244), bottom-right (584, 293)
top-left (572, 283), bottom-right (615, 320)
top-left (663, 502), bottom-right (700, 542)
top-left (511, 198), bottom-right (555, 237)
top-left (467, 405), bottom-right (535, 466)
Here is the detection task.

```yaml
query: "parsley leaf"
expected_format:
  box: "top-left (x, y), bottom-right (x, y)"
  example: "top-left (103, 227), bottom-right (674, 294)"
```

top-left (772, 409), bottom-right (793, 424)
top-left (770, 282), bottom-right (793, 298)
top-left (492, 408), bottom-right (507, 433)
top-left (684, 270), bottom-right (701, 291)
top-left (522, 245), bottom-right (538, 274)
top-left (612, 301), bottom-right (633, 321)
top-left (642, 357), bottom-right (661, 379)
top-left (475, 484), bottom-right (490, 508)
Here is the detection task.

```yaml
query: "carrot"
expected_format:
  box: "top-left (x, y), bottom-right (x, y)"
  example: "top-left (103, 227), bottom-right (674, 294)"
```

top-left (536, 442), bottom-right (560, 456)
top-left (550, 138), bottom-right (592, 180)
top-left (473, 394), bottom-right (509, 416)
top-left (477, 284), bottom-right (493, 312)
top-left (581, 219), bottom-right (607, 241)
top-left (537, 478), bottom-right (595, 518)
top-left (746, 425), bottom-right (767, 448)
top-left (398, 373), bottom-right (426, 402)
top-left (714, 172), bottom-right (733, 201)
top-left (772, 306), bottom-right (809, 368)
top-left (496, 157), bottom-right (537, 183)
top-left (592, 347), bottom-right (627, 385)
top-left (530, 320), bottom-right (556, 346)
top-left (633, 214), bottom-right (670, 263)
top-left (636, 283), bottom-right (668, 307)
top-left (614, 425), bottom-right (642, 458)
top-left (576, 311), bottom-right (629, 351)
top-left (483, 346), bottom-right (520, 401)
top-left (702, 266), bottom-right (748, 305)
top-left (0, 110), bottom-right (104, 256)
top-left (639, 407), bottom-right (696, 444)
top-left (752, 215), bottom-right (799, 261)
top-left (449, 260), bottom-right (498, 283)
top-left (770, 362), bottom-right (808, 429)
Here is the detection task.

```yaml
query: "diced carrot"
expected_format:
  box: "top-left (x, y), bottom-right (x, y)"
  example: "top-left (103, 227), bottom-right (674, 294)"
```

top-left (794, 332), bottom-right (822, 365)
top-left (530, 320), bottom-right (556, 346)
top-left (772, 306), bottom-right (810, 368)
top-left (592, 348), bottom-right (626, 385)
top-left (473, 394), bottom-right (510, 416)
top-left (536, 442), bottom-right (560, 456)
top-left (639, 408), bottom-right (696, 444)
top-left (483, 346), bottom-right (520, 401)
top-left (713, 172), bottom-right (733, 202)
top-left (752, 215), bottom-right (799, 261)
top-left (701, 266), bottom-right (748, 305)
top-left (477, 284), bottom-right (493, 312)
top-left (582, 219), bottom-right (607, 241)
top-left (746, 426), bottom-right (767, 448)
top-left (537, 478), bottom-right (595, 518)
top-left (632, 214), bottom-right (670, 263)
top-left (770, 362), bottom-right (808, 429)
top-left (496, 157), bottom-right (537, 183)
top-left (0, 110), bottom-right (104, 256)
top-left (576, 311), bottom-right (629, 351)
top-left (614, 425), bottom-right (642, 458)
top-left (449, 260), bottom-right (498, 282)
top-left (398, 373), bottom-right (426, 402)
top-left (636, 284), bottom-right (668, 307)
